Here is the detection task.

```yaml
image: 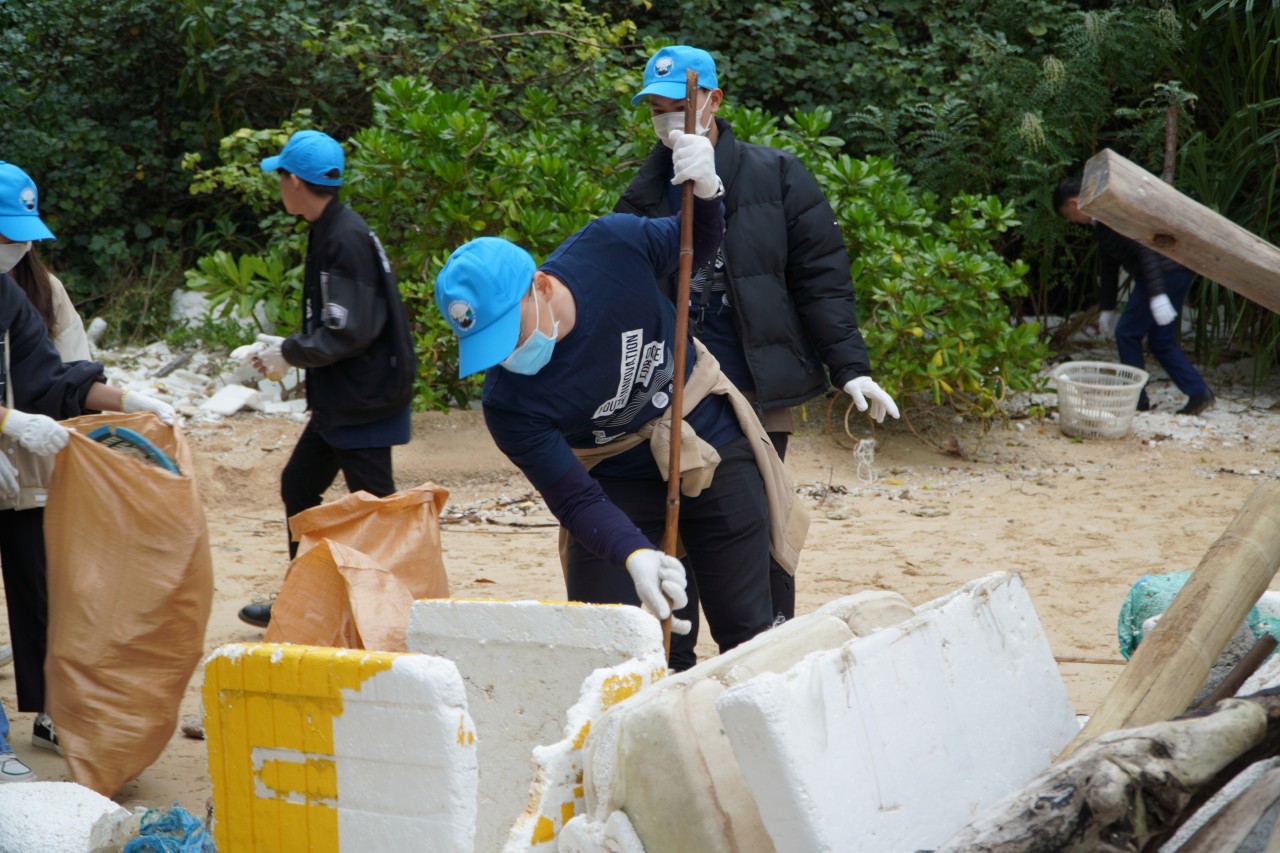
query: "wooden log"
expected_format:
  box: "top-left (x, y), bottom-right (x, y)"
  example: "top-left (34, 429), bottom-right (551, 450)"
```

top-left (1060, 483), bottom-right (1280, 758)
top-left (1078, 149), bottom-right (1280, 315)
top-left (931, 691), bottom-right (1280, 853)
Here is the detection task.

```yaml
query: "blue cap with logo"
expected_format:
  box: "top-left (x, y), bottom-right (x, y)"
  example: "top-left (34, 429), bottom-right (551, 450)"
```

top-left (260, 130), bottom-right (345, 186)
top-left (0, 162), bottom-right (55, 242)
top-left (631, 46), bottom-right (718, 105)
top-left (435, 237), bottom-right (537, 377)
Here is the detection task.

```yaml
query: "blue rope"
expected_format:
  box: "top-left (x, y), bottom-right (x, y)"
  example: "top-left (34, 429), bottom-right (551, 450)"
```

top-left (121, 804), bottom-right (216, 853)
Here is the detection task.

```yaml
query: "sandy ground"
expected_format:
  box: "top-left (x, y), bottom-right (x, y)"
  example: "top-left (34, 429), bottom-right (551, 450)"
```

top-left (2, 348), bottom-right (1278, 818)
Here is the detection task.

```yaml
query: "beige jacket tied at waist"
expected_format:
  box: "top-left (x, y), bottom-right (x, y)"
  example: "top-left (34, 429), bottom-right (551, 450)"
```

top-left (565, 339), bottom-right (809, 575)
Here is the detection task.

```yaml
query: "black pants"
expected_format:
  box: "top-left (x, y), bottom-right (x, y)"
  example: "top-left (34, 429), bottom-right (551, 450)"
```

top-left (565, 436), bottom-right (773, 671)
top-left (280, 419), bottom-right (396, 559)
top-left (766, 430), bottom-right (795, 624)
top-left (0, 508), bottom-right (49, 712)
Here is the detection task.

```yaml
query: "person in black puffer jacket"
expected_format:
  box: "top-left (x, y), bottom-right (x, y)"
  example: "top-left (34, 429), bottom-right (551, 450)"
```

top-left (235, 130), bottom-right (417, 629)
top-left (617, 46), bottom-right (899, 623)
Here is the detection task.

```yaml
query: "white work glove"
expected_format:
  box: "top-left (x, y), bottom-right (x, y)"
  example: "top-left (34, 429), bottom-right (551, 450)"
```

top-left (230, 341), bottom-right (267, 367)
top-left (122, 391), bottom-right (177, 426)
top-left (1, 410), bottom-right (70, 456)
top-left (843, 376), bottom-right (901, 423)
top-left (669, 130), bottom-right (722, 200)
top-left (1098, 310), bottom-right (1118, 338)
top-left (625, 548), bottom-right (692, 634)
top-left (1150, 294), bottom-right (1177, 326)
top-left (251, 333), bottom-right (289, 381)
top-left (0, 454), bottom-right (18, 501)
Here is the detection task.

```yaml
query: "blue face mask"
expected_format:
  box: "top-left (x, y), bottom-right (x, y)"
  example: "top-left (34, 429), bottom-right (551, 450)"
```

top-left (501, 286), bottom-right (558, 375)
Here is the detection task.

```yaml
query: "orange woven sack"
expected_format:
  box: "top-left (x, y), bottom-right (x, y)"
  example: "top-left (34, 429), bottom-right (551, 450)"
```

top-left (44, 412), bottom-right (213, 796)
top-left (264, 484), bottom-right (450, 651)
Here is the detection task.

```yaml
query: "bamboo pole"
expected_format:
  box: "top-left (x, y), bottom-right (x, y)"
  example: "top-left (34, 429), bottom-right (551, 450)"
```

top-left (1059, 482), bottom-right (1280, 758)
top-left (659, 67), bottom-right (699, 657)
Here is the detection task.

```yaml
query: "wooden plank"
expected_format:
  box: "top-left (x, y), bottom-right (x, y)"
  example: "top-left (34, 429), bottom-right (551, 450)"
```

top-left (1079, 149), bottom-right (1280, 314)
top-left (1178, 764), bottom-right (1280, 853)
top-left (1059, 483), bottom-right (1280, 758)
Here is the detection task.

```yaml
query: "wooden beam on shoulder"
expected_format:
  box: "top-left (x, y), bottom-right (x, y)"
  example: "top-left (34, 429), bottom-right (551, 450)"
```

top-left (1079, 149), bottom-right (1280, 315)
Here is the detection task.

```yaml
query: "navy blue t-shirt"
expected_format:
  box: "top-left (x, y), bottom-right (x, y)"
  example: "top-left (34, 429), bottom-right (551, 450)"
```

top-left (482, 212), bottom-right (741, 565)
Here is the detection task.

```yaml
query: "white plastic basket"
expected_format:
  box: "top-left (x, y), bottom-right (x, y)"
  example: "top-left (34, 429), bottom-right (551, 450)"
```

top-left (1052, 361), bottom-right (1149, 440)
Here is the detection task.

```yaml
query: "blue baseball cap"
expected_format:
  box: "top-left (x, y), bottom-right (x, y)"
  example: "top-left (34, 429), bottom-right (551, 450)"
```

top-left (435, 237), bottom-right (537, 377)
top-left (631, 46), bottom-right (718, 104)
top-left (0, 162), bottom-right (55, 242)
top-left (260, 130), bottom-right (344, 186)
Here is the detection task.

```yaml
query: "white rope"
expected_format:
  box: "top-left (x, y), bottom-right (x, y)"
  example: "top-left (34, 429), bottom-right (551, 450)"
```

top-left (854, 438), bottom-right (877, 484)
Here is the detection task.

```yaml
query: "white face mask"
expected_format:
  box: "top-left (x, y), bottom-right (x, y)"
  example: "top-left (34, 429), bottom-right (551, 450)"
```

top-left (652, 101), bottom-right (713, 148)
top-left (0, 241), bottom-right (31, 275)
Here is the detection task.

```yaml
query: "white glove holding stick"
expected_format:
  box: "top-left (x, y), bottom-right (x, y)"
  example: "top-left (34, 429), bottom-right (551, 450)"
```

top-left (625, 548), bottom-right (692, 635)
top-left (669, 131), bottom-right (723, 200)
top-left (1150, 294), bottom-right (1177, 326)
top-left (121, 391), bottom-right (177, 426)
top-left (843, 377), bottom-right (900, 423)
top-left (251, 333), bottom-right (289, 381)
top-left (0, 454), bottom-right (18, 501)
top-left (1098, 310), bottom-right (1118, 338)
top-left (1, 410), bottom-right (70, 456)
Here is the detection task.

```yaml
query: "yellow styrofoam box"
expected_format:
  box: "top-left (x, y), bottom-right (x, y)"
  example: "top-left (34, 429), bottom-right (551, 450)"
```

top-left (204, 643), bottom-right (477, 852)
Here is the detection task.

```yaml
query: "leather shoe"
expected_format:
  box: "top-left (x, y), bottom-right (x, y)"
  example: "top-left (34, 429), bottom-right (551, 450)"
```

top-left (1177, 390), bottom-right (1216, 416)
top-left (238, 602), bottom-right (272, 628)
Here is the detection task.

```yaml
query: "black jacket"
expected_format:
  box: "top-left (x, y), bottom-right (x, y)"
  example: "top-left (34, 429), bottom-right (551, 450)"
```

top-left (281, 200), bottom-right (416, 428)
top-left (0, 274), bottom-right (103, 416)
top-left (1095, 222), bottom-right (1187, 310)
top-left (616, 118), bottom-right (872, 410)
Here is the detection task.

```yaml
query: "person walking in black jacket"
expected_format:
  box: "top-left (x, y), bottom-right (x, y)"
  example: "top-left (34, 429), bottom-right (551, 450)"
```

top-left (236, 130), bottom-right (417, 628)
top-left (617, 46), bottom-right (898, 622)
top-left (1055, 176), bottom-right (1213, 415)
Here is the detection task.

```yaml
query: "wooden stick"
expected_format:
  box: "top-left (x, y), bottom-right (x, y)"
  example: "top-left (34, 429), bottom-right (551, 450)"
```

top-left (659, 67), bottom-right (699, 657)
top-left (1059, 483), bottom-right (1280, 759)
top-left (1078, 149), bottom-right (1280, 315)
top-left (1195, 633), bottom-right (1279, 711)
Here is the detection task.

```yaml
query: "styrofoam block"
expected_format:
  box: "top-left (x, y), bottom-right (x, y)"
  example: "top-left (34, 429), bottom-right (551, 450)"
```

top-left (200, 383), bottom-right (259, 416)
top-left (715, 572), bottom-right (1078, 853)
top-left (559, 811), bottom-right (645, 853)
top-left (407, 600), bottom-right (663, 853)
top-left (0, 781), bottom-right (128, 853)
top-left (574, 591), bottom-right (913, 853)
top-left (504, 653), bottom-right (666, 852)
top-left (204, 643), bottom-right (477, 853)
top-left (262, 399), bottom-right (309, 415)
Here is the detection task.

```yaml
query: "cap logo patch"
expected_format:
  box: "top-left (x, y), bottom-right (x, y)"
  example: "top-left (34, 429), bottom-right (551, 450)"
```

top-left (448, 300), bottom-right (476, 331)
top-left (18, 188), bottom-right (35, 212)
top-left (655, 57), bottom-right (674, 78)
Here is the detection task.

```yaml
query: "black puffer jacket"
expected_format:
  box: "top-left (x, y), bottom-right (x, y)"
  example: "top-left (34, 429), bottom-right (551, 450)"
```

top-left (281, 200), bottom-right (417, 428)
top-left (616, 118), bottom-right (872, 410)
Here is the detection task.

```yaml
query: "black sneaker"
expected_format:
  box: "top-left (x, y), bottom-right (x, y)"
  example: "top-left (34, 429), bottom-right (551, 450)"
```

top-left (238, 601), bottom-right (272, 628)
top-left (1136, 398), bottom-right (1152, 412)
top-left (1177, 390), bottom-right (1216, 416)
top-left (32, 714), bottom-right (61, 756)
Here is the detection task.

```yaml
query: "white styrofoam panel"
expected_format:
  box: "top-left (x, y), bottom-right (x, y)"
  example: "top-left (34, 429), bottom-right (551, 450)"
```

top-left (716, 572), bottom-right (1078, 853)
top-left (407, 600), bottom-right (663, 853)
